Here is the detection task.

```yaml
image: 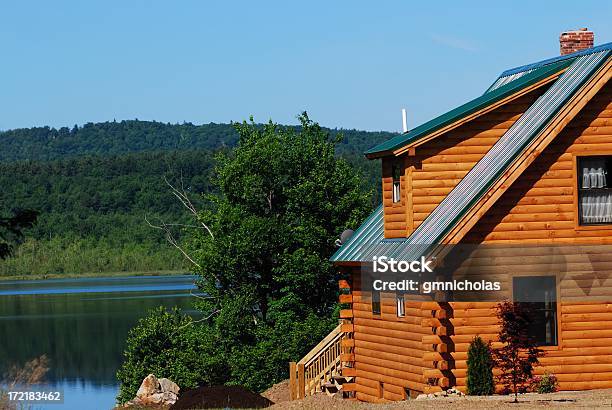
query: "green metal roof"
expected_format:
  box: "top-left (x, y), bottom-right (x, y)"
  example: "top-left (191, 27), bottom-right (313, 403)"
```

top-left (334, 47), bottom-right (610, 263)
top-left (364, 58), bottom-right (572, 156)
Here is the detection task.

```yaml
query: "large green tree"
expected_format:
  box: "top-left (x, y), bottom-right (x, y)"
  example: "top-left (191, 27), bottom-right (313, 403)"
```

top-left (191, 113), bottom-right (371, 389)
top-left (117, 113), bottom-right (372, 400)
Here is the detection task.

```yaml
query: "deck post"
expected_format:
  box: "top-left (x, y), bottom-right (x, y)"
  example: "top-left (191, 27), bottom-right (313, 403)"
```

top-left (297, 363), bottom-right (306, 399)
top-left (289, 362), bottom-right (297, 400)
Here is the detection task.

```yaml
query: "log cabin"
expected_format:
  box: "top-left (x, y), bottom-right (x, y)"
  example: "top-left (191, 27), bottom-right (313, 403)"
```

top-left (289, 30), bottom-right (612, 402)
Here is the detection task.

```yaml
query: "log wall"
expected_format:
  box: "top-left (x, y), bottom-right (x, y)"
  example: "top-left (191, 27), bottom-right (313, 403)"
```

top-left (347, 271), bottom-right (437, 401)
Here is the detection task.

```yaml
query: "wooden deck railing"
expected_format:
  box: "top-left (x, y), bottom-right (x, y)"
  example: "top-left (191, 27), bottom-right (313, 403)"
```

top-left (289, 323), bottom-right (345, 400)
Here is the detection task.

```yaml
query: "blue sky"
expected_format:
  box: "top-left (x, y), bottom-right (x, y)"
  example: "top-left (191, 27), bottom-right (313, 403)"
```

top-left (2, 1), bottom-right (611, 132)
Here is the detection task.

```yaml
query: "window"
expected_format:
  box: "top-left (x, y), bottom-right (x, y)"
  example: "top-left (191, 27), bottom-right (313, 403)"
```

top-left (578, 156), bottom-right (612, 225)
top-left (513, 276), bottom-right (558, 346)
top-left (396, 292), bottom-right (405, 317)
top-left (392, 163), bottom-right (401, 203)
top-left (372, 289), bottom-right (381, 315)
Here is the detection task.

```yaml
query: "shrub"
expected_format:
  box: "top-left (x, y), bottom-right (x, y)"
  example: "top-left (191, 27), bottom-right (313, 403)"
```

top-left (115, 307), bottom-right (225, 404)
top-left (466, 336), bottom-right (494, 395)
top-left (531, 373), bottom-right (558, 394)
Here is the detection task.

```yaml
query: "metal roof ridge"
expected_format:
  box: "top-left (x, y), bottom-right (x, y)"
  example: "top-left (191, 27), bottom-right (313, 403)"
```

top-left (500, 42), bottom-right (612, 77)
top-left (364, 58), bottom-right (571, 156)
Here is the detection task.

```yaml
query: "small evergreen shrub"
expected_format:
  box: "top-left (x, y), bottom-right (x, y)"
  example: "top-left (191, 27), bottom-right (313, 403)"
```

top-left (466, 336), bottom-right (494, 395)
top-left (531, 373), bottom-right (559, 393)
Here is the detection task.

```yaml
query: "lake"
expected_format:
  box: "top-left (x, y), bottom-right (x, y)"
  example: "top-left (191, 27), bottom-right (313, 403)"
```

top-left (0, 274), bottom-right (199, 410)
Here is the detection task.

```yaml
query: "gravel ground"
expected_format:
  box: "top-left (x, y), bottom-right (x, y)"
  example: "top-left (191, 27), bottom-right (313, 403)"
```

top-left (269, 389), bottom-right (612, 409)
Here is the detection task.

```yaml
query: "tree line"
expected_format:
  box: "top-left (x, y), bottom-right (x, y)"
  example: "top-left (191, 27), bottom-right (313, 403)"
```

top-left (0, 119), bottom-right (396, 162)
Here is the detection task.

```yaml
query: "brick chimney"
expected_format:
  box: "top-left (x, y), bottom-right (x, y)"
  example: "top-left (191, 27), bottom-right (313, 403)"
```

top-left (559, 28), bottom-right (594, 55)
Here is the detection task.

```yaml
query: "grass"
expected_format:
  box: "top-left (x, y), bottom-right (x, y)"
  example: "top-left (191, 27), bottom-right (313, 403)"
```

top-left (0, 237), bottom-right (188, 279)
top-left (0, 269), bottom-right (189, 282)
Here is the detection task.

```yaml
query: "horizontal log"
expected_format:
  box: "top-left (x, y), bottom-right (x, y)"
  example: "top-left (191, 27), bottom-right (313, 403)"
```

top-left (537, 363), bottom-right (612, 375)
top-left (354, 324), bottom-right (423, 343)
top-left (383, 390), bottom-right (405, 401)
top-left (358, 351), bottom-right (425, 375)
top-left (561, 303), bottom-right (612, 314)
top-left (354, 339), bottom-right (427, 362)
top-left (448, 302), bottom-right (498, 308)
top-left (452, 308), bottom-right (497, 318)
top-left (340, 323), bottom-right (354, 333)
top-left (355, 346), bottom-right (425, 368)
top-left (561, 329), bottom-right (612, 340)
top-left (470, 220), bottom-right (576, 234)
top-left (554, 371), bottom-right (612, 383)
top-left (351, 382), bottom-right (380, 398)
top-left (421, 335), bottom-right (443, 344)
top-left (342, 382), bottom-right (356, 392)
top-left (355, 364), bottom-right (426, 390)
top-left (381, 382), bottom-right (408, 397)
top-left (352, 317), bottom-right (426, 334)
top-left (422, 352), bottom-right (444, 362)
top-left (423, 369), bottom-right (443, 379)
top-left (354, 331), bottom-right (424, 350)
top-left (538, 346), bottom-right (612, 358)
top-left (354, 391), bottom-right (386, 404)
top-left (448, 317), bottom-right (500, 326)
top-left (556, 380), bottom-right (612, 390)
top-left (563, 338), bottom-right (612, 348)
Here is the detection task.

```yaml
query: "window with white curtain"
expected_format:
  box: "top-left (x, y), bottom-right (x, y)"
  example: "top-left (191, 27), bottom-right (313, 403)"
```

top-left (396, 292), bottom-right (405, 317)
top-left (578, 156), bottom-right (612, 225)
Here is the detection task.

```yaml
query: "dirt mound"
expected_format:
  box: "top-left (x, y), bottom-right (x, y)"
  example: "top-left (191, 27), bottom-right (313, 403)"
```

top-left (262, 380), bottom-right (291, 404)
top-left (169, 385), bottom-right (273, 409)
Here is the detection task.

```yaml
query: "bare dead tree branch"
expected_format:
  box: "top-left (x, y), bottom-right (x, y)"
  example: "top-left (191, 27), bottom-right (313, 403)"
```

top-left (163, 175), bottom-right (214, 240)
top-left (145, 214), bottom-right (203, 269)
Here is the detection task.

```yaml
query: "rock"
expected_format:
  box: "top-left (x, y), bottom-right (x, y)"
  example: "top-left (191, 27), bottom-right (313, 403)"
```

top-left (143, 392), bottom-right (165, 405)
top-left (415, 393), bottom-right (428, 400)
top-left (159, 378), bottom-right (180, 395)
top-left (136, 374), bottom-right (160, 398)
top-left (125, 374), bottom-right (180, 408)
top-left (161, 391), bottom-right (178, 404)
top-left (434, 391), bottom-right (447, 397)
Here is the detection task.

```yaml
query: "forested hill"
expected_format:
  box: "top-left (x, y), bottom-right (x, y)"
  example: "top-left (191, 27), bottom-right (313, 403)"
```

top-left (0, 120), bottom-right (397, 162)
top-left (0, 151), bottom-right (214, 276)
top-left (0, 120), bottom-right (393, 277)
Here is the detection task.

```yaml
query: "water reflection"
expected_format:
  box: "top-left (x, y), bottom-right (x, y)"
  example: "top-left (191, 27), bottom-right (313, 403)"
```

top-left (0, 275), bottom-right (198, 409)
